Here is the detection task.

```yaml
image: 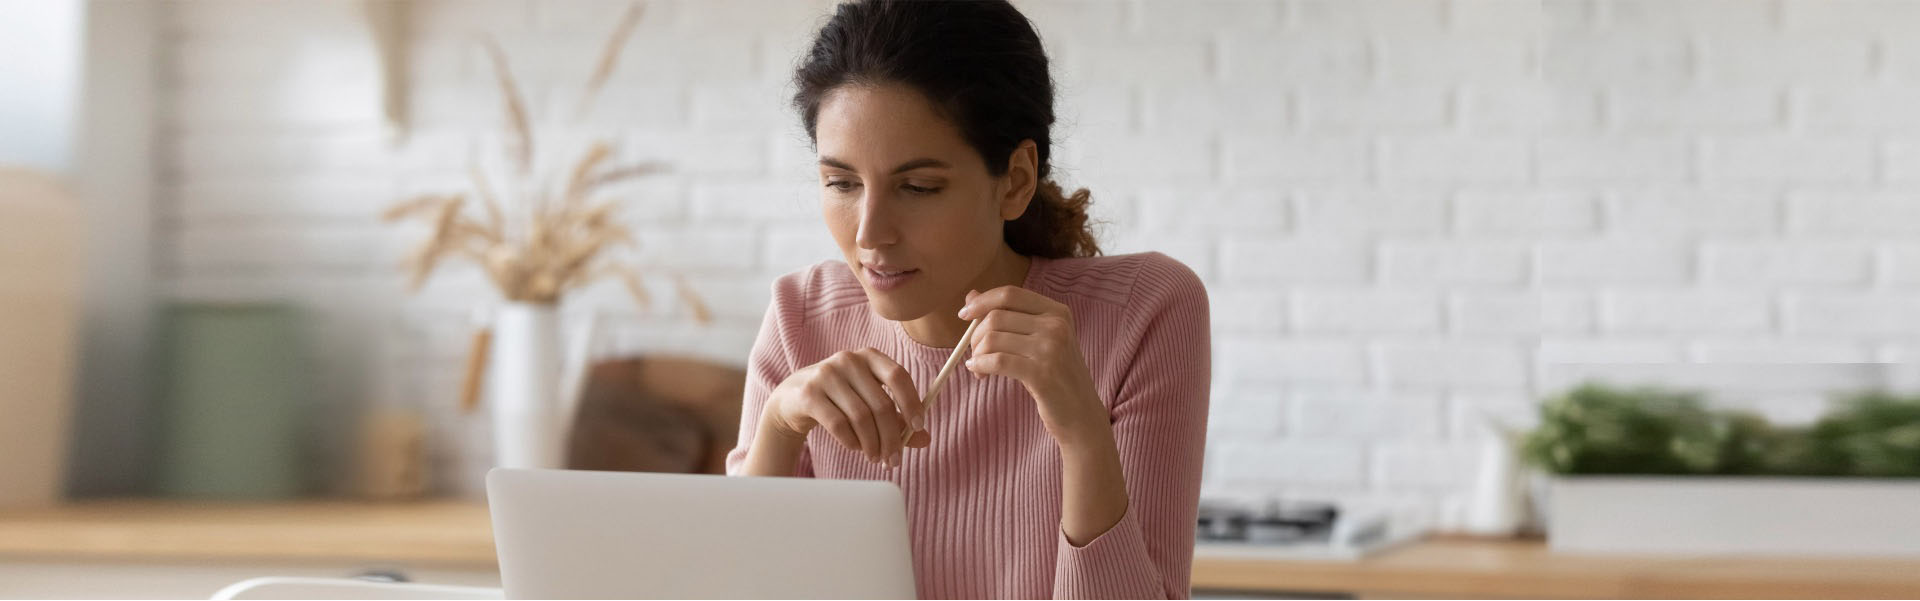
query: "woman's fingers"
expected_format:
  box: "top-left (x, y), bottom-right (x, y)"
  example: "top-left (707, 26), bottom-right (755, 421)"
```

top-left (971, 329), bottom-right (1041, 360)
top-left (959, 285), bottom-right (1068, 321)
top-left (966, 351), bottom-right (1038, 382)
top-left (801, 384), bottom-right (861, 454)
top-left (837, 358), bottom-right (905, 466)
top-left (789, 349), bottom-right (931, 464)
top-left (977, 308), bottom-right (1044, 336)
top-left (905, 430), bottom-right (931, 448)
top-left (859, 349), bottom-right (925, 432)
top-left (820, 373), bottom-right (882, 462)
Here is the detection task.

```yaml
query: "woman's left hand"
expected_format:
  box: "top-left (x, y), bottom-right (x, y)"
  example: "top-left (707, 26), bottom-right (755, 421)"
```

top-left (958, 286), bottom-right (1110, 449)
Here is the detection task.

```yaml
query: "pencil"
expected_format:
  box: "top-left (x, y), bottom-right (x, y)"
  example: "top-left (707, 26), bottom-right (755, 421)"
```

top-left (902, 317), bottom-right (980, 442)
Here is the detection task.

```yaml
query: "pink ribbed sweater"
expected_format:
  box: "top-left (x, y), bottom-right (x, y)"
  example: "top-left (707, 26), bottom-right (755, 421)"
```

top-left (725, 251), bottom-right (1211, 599)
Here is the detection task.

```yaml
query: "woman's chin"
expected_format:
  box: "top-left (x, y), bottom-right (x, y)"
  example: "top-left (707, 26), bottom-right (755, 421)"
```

top-left (867, 296), bottom-right (909, 321)
top-left (866, 292), bottom-right (926, 322)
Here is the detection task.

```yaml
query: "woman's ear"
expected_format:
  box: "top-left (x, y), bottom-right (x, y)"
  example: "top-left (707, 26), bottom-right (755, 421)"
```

top-left (999, 140), bottom-right (1039, 221)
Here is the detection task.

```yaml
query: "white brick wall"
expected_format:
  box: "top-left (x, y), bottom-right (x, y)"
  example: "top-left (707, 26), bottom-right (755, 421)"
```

top-left (154, 0), bottom-right (1920, 527)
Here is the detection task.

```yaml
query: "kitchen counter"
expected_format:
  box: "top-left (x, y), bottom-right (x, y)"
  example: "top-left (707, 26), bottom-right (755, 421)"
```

top-left (7, 500), bottom-right (1920, 598)
top-left (1195, 536), bottom-right (1920, 599)
top-left (0, 499), bottom-right (495, 567)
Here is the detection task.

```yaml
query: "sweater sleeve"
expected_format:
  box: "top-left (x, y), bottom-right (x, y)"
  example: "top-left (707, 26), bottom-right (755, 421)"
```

top-left (1053, 255), bottom-right (1211, 599)
top-left (725, 272), bottom-right (815, 478)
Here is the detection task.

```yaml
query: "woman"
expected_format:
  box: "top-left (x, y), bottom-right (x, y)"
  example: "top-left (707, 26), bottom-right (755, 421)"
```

top-left (724, 0), bottom-right (1211, 598)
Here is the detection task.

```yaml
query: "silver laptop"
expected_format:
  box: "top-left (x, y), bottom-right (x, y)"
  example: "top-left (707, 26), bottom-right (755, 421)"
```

top-left (486, 468), bottom-right (917, 599)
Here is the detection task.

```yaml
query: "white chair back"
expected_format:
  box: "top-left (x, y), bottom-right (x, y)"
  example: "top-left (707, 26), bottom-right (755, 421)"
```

top-left (211, 577), bottom-right (502, 600)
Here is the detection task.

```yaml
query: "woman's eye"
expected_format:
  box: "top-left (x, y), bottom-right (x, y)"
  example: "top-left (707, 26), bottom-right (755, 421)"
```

top-left (825, 181), bottom-right (858, 192)
top-left (903, 184), bottom-right (942, 195)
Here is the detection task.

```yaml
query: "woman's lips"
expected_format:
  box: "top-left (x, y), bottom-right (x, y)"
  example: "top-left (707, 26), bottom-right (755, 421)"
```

top-left (866, 266), bottom-right (919, 292)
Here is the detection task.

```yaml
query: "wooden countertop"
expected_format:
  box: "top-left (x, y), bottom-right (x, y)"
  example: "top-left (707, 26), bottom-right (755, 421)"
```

top-left (0, 499), bottom-right (496, 567)
top-left (6, 500), bottom-right (1920, 598)
top-left (1195, 537), bottom-right (1920, 599)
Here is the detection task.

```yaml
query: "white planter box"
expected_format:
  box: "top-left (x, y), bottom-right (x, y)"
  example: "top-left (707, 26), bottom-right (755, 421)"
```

top-left (1549, 477), bottom-right (1920, 557)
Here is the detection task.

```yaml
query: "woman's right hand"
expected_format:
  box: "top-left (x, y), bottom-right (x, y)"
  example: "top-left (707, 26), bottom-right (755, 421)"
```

top-left (762, 347), bottom-right (930, 467)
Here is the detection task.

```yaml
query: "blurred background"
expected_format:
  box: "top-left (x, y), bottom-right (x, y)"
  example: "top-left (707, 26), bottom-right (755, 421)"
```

top-left (8, 0), bottom-right (1920, 598)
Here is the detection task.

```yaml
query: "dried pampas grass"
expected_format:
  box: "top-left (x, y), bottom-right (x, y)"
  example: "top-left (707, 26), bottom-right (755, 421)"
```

top-left (383, 2), bottom-right (709, 324)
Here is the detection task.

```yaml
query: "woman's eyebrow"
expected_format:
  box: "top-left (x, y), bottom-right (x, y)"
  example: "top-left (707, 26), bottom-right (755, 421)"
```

top-left (818, 156), bottom-right (952, 174)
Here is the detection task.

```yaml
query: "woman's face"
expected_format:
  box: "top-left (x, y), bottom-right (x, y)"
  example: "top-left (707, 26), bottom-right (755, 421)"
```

top-left (813, 83), bottom-right (1026, 321)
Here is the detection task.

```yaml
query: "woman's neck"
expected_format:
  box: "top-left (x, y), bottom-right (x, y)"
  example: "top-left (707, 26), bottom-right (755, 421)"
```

top-left (900, 248), bottom-right (1031, 348)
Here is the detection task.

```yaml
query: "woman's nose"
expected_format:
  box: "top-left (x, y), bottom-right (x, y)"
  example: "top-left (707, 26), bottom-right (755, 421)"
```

top-left (853, 192), bottom-right (897, 249)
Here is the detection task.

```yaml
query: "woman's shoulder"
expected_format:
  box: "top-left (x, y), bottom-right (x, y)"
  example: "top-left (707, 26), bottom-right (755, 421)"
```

top-left (1038, 251), bottom-right (1208, 313)
top-left (1046, 252), bottom-right (1210, 396)
top-left (767, 258), bottom-right (869, 321)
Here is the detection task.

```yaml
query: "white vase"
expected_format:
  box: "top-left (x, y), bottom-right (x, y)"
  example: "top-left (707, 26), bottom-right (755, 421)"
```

top-left (1463, 414), bottom-right (1525, 537)
top-left (488, 302), bottom-right (568, 469)
top-left (484, 302), bottom-right (601, 471)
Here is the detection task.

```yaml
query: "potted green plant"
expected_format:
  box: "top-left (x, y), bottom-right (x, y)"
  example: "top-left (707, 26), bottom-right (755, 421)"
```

top-left (1525, 377), bottom-right (1920, 557)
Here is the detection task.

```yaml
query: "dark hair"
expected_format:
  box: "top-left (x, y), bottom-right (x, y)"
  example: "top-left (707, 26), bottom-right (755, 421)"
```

top-left (791, 0), bottom-right (1101, 259)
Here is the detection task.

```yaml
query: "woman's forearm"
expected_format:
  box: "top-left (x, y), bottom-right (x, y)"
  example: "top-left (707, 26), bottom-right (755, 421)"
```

top-left (1058, 419), bottom-right (1129, 546)
top-left (741, 416), bottom-right (808, 477)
